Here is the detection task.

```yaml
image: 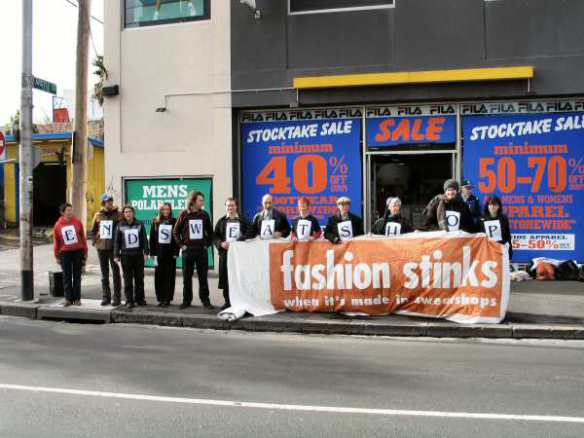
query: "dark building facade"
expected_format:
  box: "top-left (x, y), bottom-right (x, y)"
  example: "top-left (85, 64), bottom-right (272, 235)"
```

top-left (231, 0), bottom-right (584, 263)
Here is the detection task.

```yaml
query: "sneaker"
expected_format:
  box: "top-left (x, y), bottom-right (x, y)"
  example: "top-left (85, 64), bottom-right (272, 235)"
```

top-left (157, 302), bottom-right (163, 307)
top-left (111, 300), bottom-right (121, 307)
top-left (101, 298), bottom-right (111, 306)
top-left (220, 303), bottom-right (230, 311)
top-left (136, 301), bottom-right (147, 307)
top-left (63, 300), bottom-right (73, 307)
top-left (125, 302), bottom-right (135, 309)
top-left (74, 300), bottom-right (82, 306)
top-left (179, 303), bottom-right (190, 310)
top-left (161, 302), bottom-right (170, 308)
top-left (202, 301), bottom-right (214, 310)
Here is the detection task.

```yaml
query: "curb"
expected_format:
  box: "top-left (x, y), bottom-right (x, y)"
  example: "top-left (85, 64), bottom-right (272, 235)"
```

top-left (1, 301), bottom-right (584, 340)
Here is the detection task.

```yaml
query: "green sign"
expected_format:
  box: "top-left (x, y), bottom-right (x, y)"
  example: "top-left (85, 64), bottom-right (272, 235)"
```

top-left (33, 77), bottom-right (57, 95)
top-left (124, 177), bottom-right (214, 269)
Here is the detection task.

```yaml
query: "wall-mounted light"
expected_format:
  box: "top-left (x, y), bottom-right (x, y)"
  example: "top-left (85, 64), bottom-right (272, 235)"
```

top-left (155, 107), bottom-right (167, 113)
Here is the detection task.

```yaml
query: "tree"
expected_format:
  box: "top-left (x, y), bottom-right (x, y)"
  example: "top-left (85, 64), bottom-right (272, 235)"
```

top-left (93, 55), bottom-right (108, 106)
top-left (4, 110), bottom-right (20, 133)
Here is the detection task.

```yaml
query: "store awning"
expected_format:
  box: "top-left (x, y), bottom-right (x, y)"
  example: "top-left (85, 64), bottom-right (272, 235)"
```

top-left (293, 66), bottom-right (534, 90)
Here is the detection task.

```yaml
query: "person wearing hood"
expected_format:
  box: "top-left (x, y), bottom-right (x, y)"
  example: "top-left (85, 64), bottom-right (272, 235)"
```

top-left (91, 194), bottom-right (123, 306)
top-left (421, 179), bottom-right (475, 233)
top-left (291, 197), bottom-right (322, 241)
top-left (372, 197), bottom-right (413, 236)
top-left (114, 205), bottom-right (149, 308)
top-left (53, 203), bottom-right (88, 307)
top-left (461, 179), bottom-right (482, 231)
top-left (149, 202), bottom-right (179, 307)
top-left (481, 195), bottom-right (513, 260)
top-left (173, 191), bottom-right (214, 309)
top-left (324, 196), bottom-right (364, 244)
top-left (250, 194), bottom-right (291, 240)
top-left (213, 197), bottom-right (250, 310)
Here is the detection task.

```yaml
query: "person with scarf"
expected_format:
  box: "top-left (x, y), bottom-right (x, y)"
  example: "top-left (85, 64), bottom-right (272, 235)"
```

top-left (421, 179), bottom-right (474, 233)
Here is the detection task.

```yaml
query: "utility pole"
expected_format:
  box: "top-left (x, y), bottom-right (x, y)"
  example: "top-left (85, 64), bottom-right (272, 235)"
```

top-left (71, 0), bottom-right (91, 226)
top-left (20, 0), bottom-right (34, 301)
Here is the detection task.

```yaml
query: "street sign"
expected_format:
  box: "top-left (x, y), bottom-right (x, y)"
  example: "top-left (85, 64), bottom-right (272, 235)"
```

top-left (32, 76), bottom-right (57, 95)
top-left (0, 131), bottom-right (6, 160)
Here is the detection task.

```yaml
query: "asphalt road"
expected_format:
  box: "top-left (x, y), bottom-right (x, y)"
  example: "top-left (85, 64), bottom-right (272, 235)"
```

top-left (0, 316), bottom-right (583, 438)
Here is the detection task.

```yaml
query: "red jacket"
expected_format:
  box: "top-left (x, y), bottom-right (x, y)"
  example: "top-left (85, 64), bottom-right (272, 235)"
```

top-left (53, 216), bottom-right (88, 259)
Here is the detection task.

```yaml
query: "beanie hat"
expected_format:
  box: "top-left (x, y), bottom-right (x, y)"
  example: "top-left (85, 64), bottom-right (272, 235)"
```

top-left (443, 179), bottom-right (460, 192)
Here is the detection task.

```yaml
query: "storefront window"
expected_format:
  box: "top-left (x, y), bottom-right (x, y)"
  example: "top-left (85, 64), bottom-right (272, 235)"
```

top-left (124, 0), bottom-right (210, 28)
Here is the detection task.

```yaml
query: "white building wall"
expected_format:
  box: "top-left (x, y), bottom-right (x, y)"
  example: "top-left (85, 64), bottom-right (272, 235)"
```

top-left (104, 0), bottom-right (232, 221)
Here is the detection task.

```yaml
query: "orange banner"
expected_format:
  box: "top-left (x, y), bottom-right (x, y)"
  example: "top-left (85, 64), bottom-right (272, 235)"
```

top-left (269, 235), bottom-right (509, 322)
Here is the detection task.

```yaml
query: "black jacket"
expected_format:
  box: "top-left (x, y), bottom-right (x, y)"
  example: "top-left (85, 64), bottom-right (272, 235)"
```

top-left (173, 209), bottom-right (213, 251)
top-left (291, 215), bottom-right (322, 240)
top-left (481, 213), bottom-right (513, 259)
top-left (372, 213), bottom-right (413, 236)
top-left (462, 193), bottom-right (482, 230)
top-left (114, 219), bottom-right (149, 257)
top-left (250, 208), bottom-right (291, 239)
top-left (213, 216), bottom-right (251, 256)
top-left (324, 212), bottom-right (364, 244)
top-left (421, 194), bottom-right (475, 233)
top-left (149, 217), bottom-right (179, 259)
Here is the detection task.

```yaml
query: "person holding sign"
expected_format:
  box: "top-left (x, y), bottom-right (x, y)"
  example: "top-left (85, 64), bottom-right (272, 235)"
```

top-left (213, 197), bottom-right (250, 310)
top-left (173, 191), bottom-right (214, 309)
top-left (324, 196), bottom-right (364, 244)
top-left (53, 203), bottom-right (88, 307)
top-left (372, 197), bottom-right (412, 236)
top-left (421, 179), bottom-right (474, 233)
top-left (250, 194), bottom-right (291, 240)
top-left (149, 202), bottom-right (179, 307)
top-left (481, 196), bottom-right (513, 260)
top-left (114, 206), bottom-right (149, 308)
top-left (90, 194), bottom-right (123, 306)
top-left (291, 197), bottom-right (322, 241)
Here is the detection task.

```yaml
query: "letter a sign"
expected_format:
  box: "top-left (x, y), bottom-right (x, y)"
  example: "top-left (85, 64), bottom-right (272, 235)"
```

top-left (261, 219), bottom-right (276, 240)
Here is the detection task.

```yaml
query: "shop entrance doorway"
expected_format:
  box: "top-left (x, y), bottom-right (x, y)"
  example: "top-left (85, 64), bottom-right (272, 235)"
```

top-left (33, 162), bottom-right (67, 226)
top-left (369, 153), bottom-right (454, 230)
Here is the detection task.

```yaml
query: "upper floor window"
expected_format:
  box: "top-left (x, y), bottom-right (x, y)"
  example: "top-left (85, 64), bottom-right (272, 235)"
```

top-left (289, 0), bottom-right (395, 15)
top-left (124, 0), bottom-right (210, 28)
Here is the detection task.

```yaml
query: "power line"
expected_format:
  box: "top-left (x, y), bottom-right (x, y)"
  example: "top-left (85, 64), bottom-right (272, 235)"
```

top-left (64, 0), bottom-right (104, 25)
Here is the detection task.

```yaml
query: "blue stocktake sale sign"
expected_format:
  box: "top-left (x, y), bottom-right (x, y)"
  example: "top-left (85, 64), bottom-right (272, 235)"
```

top-left (463, 112), bottom-right (584, 262)
top-left (241, 119), bottom-right (362, 224)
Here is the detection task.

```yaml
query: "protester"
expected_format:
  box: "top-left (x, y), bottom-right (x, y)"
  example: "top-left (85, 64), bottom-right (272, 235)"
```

top-left (53, 203), bottom-right (88, 307)
top-left (421, 179), bottom-right (474, 233)
top-left (461, 179), bottom-right (482, 231)
top-left (90, 194), bottom-right (123, 306)
top-left (291, 197), bottom-right (322, 241)
top-left (324, 196), bottom-right (364, 244)
top-left (372, 197), bottom-right (412, 236)
top-left (173, 191), bottom-right (214, 309)
top-left (149, 202), bottom-right (179, 307)
top-left (250, 194), bottom-right (291, 239)
top-left (481, 195), bottom-right (513, 260)
top-left (114, 205), bottom-right (149, 308)
top-left (213, 197), bottom-right (250, 310)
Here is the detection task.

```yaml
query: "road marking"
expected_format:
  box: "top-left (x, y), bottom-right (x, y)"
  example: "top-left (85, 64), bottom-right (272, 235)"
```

top-left (0, 383), bottom-right (583, 424)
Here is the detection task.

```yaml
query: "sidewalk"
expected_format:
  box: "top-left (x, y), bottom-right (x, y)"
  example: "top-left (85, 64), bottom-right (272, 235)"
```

top-left (0, 244), bottom-right (582, 339)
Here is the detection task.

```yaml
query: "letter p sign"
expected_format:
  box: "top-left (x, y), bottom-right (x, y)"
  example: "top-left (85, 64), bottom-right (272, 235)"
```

top-left (483, 219), bottom-right (502, 241)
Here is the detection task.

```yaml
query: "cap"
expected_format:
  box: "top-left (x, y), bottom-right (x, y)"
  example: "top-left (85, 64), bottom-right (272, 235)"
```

top-left (100, 193), bottom-right (114, 204)
top-left (461, 179), bottom-right (473, 188)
